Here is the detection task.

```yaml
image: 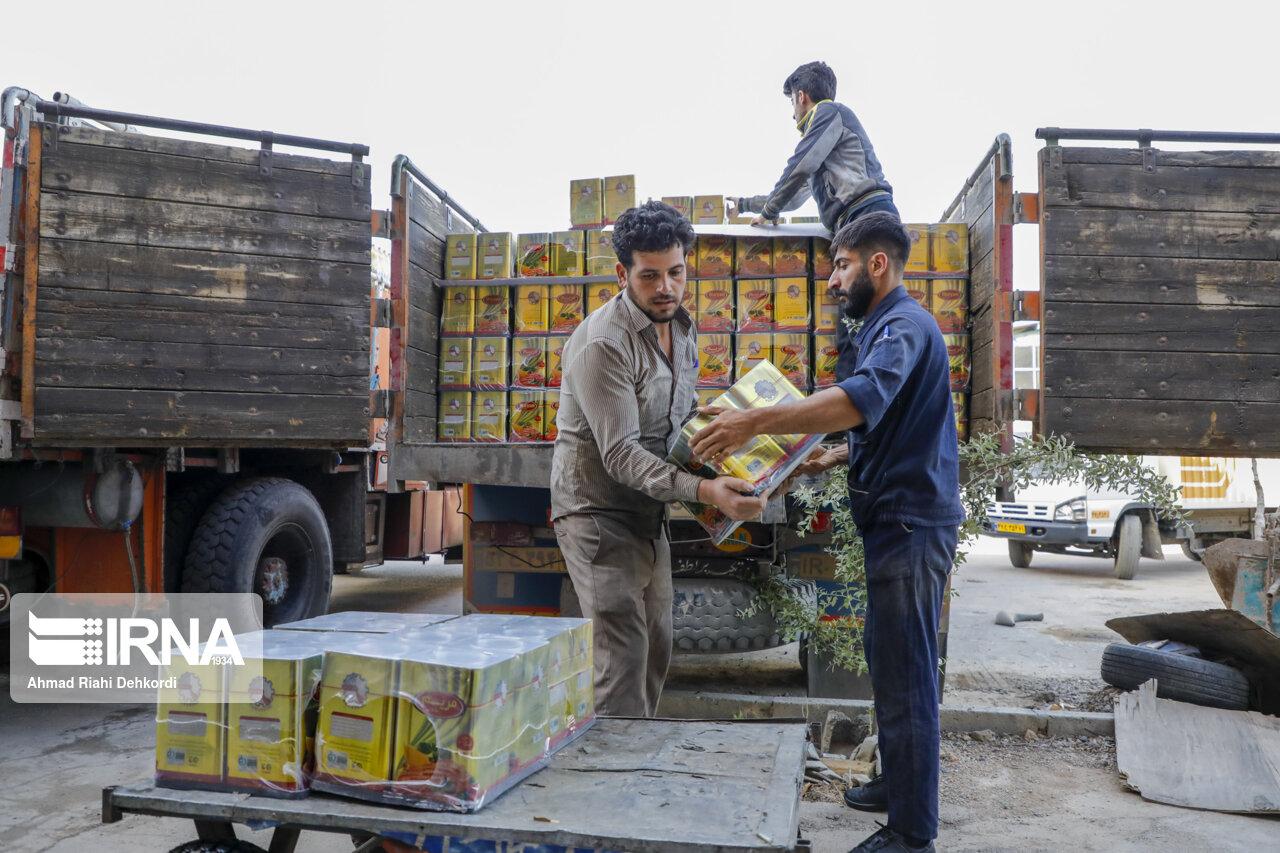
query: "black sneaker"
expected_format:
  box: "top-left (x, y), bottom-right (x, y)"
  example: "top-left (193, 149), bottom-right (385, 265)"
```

top-left (843, 775), bottom-right (888, 812)
top-left (847, 824), bottom-right (935, 853)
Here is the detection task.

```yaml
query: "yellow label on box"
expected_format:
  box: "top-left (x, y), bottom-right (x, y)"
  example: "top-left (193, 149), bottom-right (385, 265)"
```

top-left (512, 336), bottom-right (547, 388)
top-left (735, 334), bottom-right (772, 381)
top-left (680, 283), bottom-right (697, 317)
top-left (814, 333), bottom-right (838, 387)
top-left (478, 233), bottom-right (514, 280)
top-left (905, 280), bottom-right (928, 309)
top-left (944, 333), bottom-right (971, 391)
top-left (773, 333), bottom-right (810, 388)
top-left (661, 196), bottom-right (694, 220)
top-left (570, 179), bottom-right (603, 228)
top-left (549, 285), bottom-right (585, 333)
top-left (929, 279), bottom-right (968, 332)
top-left (736, 237), bottom-right (772, 277)
top-left (905, 224), bottom-right (929, 273)
top-left (697, 334), bottom-right (732, 388)
top-left (603, 175), bottom-right (635, 225)
top-left (696, 279), bottom-right (735, 332)
top-left (812, 238), bottom-right (833, 279)
top-left (156, 663), bottom-right (226, 786)
top-left (772, 236), bottom-right (808, 276)
top-left (695, 235), bottom-right (734, 278)
top-left (585, 229), bottom-right (614, 276)
top-left (517, 233), bottom-right (552, 277)
top-left (446, 233), bottom-right (477, 280)
top-left (953, 391), bottom-right (968, 442)
top-left (737, 280), bottom-right (774, 332)
top-left (693, 195), bottom-right (725, 224)
top-left (551, 231), bottom-right (584, 277)
top-left (774, 277), bottom-right (810, 331)
top-left (586, 281), bottom-right (620, 315)
top-left (514, 285), bottom-right (549, 333)
top-left (696, 388), bottom-right (724, 408)
top-left (471, 337), bottom-right (509, 389)
top-left (439, 339), bottom-right (472, 388)
top-left (474, 286), bottom-right (510, 335)
top-left (547, 338), bottom-right (567, 388)
top-left (814, 283), bottom-right (839, 332)
top-left (225, 650), bottom-right (323, 793)
top-left (931, 223), bottom-right (968, 272)
top-left (544, 391), bottom-right (560, 441)
top-left (316, 644), bottom-right (399, 788)
top-left (441, 287), bottom-right (474, 336)
top-left (439, 392), bottom-right (473, 442)
top-left (508, 391), bottom-right (544, 442)
top-left (473, 391), bottom-right (507, 442)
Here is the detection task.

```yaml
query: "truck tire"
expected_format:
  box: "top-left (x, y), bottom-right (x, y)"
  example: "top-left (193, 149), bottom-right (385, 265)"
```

top-left (1180, 541), bottom-right (1204, 563)
top-left (671, 578), bottom-right (816, 653)
top-left (1113, 514), bottom-right (1141, 580)
top-left (163, 475), bottom-right (230, 593)
top-left (181, 478), bottom-right (332, 627)
top-left (1100, 642), bottom-right (1250, 711)
top-left (1008, 540), bottom-right (1034, 569)
top-left (167, 842), bottom-right (269, 853)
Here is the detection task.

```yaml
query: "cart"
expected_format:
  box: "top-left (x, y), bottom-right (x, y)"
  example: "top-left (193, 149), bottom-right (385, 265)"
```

top-left (103, 718), bottom-right (810, 853)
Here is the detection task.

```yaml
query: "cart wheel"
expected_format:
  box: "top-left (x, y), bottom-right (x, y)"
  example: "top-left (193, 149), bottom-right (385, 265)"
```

top-left (167, 841), bottom-right (270, 853)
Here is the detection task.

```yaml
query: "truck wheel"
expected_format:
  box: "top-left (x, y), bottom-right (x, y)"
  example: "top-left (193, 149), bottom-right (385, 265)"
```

top-left (1100, 642), bottom-right (1250, 711)
top-left (672, 578), bottom-right (816, 652)
top-left (1113, 514), bottom-right (1141, 580)
top-left (1008, 540), bottom-right (1034, 569)
top-left (1180, 541), bottom-right (1203, 563)
top-left (163, 475), bottom-right (230, 593)
top-left (181, 478), bottom-right (332, 626)
top-left (167, 841), bottom-right (269, 853)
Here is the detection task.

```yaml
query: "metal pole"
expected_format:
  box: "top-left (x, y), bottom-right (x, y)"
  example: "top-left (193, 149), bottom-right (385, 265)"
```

top-left (1036, 127), bottom-right (1280, 146)
top-left (390, 154), bottom-right (486, 232)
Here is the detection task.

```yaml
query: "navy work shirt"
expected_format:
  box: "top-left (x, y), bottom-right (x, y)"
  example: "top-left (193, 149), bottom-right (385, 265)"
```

top-left (836, 286), bottom-right (965, 530)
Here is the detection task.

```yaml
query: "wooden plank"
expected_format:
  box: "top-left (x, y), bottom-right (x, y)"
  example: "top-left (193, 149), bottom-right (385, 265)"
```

top-left (1041, 254), bottom-right (1280, 307)
top-left (407, 305), bottom-right (440, 357)
top-left (403, 364), bottom-right (438, 415)
top-left (391, 442), bottom-right (554, 487)
top-left (41, 191), bottom-right (369, 264)
top-left (33, 387), bottom-right (367, 444)
top-left (407, 218), bottom-right (446, 277)
top-left (1044, 303), bottom-right (1280, 354)
top-left (1043, 350), bottom-right (1280, 403)
top-left (409, 263), bottom-right (444, 316)
top-left (969, 386), bottom-right (994, 429)
top-left (1043, 161), bottom-right (1280, 214)
top-left (408, 180), bottom-right (475, 243)
top-left (21, 122), bottom-right (42, 434)
top-left (1042, 207), bottom-right (1280, 261)
top-left (1055, 146), bottom-right (1280, 171)
top-left (35, 361), bottom-right (367, 396)
top-left (44, 140), bottom-right (371, 221)
top-left (1038, 397), bottom-right (1280, 456)
top-left (403, 416), bottom-right (437, 444)
top-left (51, 124), bottom-right (365, 177)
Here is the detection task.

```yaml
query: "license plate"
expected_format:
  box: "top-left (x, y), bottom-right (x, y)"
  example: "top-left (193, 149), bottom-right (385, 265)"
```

top-left (995, 522), bottom-right (1026, 534)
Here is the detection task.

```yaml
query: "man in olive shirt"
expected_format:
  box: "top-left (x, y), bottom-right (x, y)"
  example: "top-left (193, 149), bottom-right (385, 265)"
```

top-left (551, 201), bottom-right (765, 717)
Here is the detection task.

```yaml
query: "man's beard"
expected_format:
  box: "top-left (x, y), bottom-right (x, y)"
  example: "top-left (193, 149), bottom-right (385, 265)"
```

top-left (840, 268), bottom-right (876, 320)
top-left (640, 307), bottom-right (673, 324)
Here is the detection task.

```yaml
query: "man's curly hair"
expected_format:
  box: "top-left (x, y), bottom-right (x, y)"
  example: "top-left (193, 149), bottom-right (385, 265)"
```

top-left (611, 200), bottom-right (695, 270)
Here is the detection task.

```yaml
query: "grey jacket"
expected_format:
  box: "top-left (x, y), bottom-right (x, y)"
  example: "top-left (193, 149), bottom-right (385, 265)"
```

top-left (740, 100), bottom-right (892, 231)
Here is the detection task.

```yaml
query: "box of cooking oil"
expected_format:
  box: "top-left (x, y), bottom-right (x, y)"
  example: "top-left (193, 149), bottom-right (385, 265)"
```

top-left (737, 280), bottom-right (774, 332)
top-left (772, 236), bottom-right (808, 276)
top-left (512, 336), bottom-right (547, 388)
top-left (544, 391), bottom-right (560, 441)
top-left (477, 233), bottom-right (514, 280)
top-left (695, 279), bottom-right (735, 332)
top-left (313, 633), bottom-right (410, 797)
top-left (736, 236), bottom-right (773, 277)
top-left (695, 235), bottom-right (734, 278)
top-left (585, 228), bottom-right (614, 276)
top-left (929, 279), bottom-right (968, 332)
top-left (773, 334), bottom-right (810, 388)
top-left (551, 231), bottom-right (584, 277)
top-left (277, 612), bottom-right (457, 633)
top-left (472, 391), bottom-right (507, 442)
top-left (570, 178), bottom-right (604, 229)
top-left (603, 175), bottom-right (636, 225)
top-left (446, 233), bottom-right (477, 280)
top-left (952, 391), bottom-right (968, 442)
top-left (225, 630), bottom-right (327, 796)
top-left (905, 224), bottom-right (929, 273)
top-left (517, 233), bottom-right (552, 277)
top-left (696, 388), bottom-right (724, 408)
top-left (586, 281), bottom-right (620, 316)
top-left (508, 391), bottom-right (545, 442)
top-left (513, 284), bottom-right (549, 333)
top-left (155, 659), bottom-right (227, 789)
top-left (930, 223), bottom-right (969, 272)
top-left (774, 277), bottom-right (810, 331)
top-left (512, 616), bottom-right (593, 750)
top-left (813, 333), bottom-right (839, 387)
top-left (680, 282), bottom-right (697, 317)
top-left (814, 283), bottom-right (839, 332)
top-left (693, 195), bottom-right (725, 224)
top-left (697, 334), bottom-right (733, 388)
top-left (735, 334), bottom-right (772, 381)
top-left (944, 333), bottom-right (971, 391)
top-left (549, 284), bottom-right (585, 333)
top-left (905, 280), bottom-right (928, 309)
top-left (438, 340), bottom-right (472, 389)
top-left (546, 338), bottom-right (567, 388)
top-left (469, 633), bottom-right (551, 773)
top-left (441, 286), bottom-right (475, 336)
top-left (438, 392), bottom-right (473, 442)
top-left (473, 286), bottom-right (510, 335)
top-left (471, 337), bottom-right (509, 390)
top-left (662, 196), bottom-right (694, 221)
top-left (812, 237), bottom-right (833, 279)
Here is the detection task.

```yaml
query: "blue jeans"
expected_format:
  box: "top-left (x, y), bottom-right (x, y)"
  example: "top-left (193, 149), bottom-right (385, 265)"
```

top-left (862, 521), bottom-right (957, 841)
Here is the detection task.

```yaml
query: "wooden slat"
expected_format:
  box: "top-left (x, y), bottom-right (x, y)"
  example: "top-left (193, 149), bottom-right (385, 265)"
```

top-left (409, 264), bottom-right (444, 316)
top-left (1038, 397), bottom-right (1280, 457)
top-left (1043, 350), bottom-right (1280, 402)
top-left (35, 362), bottom-right (366, 396)
top-left (408, 180), bottom-right (474, 243)
top-left (41, 191), bottom-right (369, 263)
top-left (1042, 207), bottom-right (1280, 261)
top-left (407, 305), bottom-right (439, 356)
top-left (1056, 146), bottom-right (1280, 170)
top-left (44, 140), bottom-right (370, 220)
top-left (1044, 303), bottom-right (1280, 354)
top-left (39, 239), bottom-right (370, 308)
top-left (1044, 161), bottom-right (1280, 214)
top-left (1041, 254), bottom-right (1280, 306)
top-left (407, 218), bottom-right (446, 277)
top-left (403, 416), bottom-right (437, 444)
top-left (21, 122), bottom-right (42, 434)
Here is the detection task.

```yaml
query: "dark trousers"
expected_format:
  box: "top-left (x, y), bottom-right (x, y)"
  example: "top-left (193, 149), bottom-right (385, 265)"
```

top-left (862, 522), bottom-right (957, 842)
top-left (834, 195), bottom-right (902, 381)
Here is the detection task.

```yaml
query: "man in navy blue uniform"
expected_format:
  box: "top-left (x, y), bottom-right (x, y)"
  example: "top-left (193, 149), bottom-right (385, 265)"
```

top-left (690, 212), bottom-right (963, 853)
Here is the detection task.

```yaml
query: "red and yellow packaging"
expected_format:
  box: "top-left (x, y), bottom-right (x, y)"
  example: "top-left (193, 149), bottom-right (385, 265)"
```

top-left (905, 224), bottom-right (929, 273)
top-left (694, 235), bottom-right (734, 277)
top-left (813, 334), bottom-right (839, 387)
top-left (812, 238), bottom-right (833, 279)
top-left (662, 196), bottom-right (694, 220)
top-left (474, 286), bottom-right (510, 335)
top-left (929, 279), bottom-right (968, 332)
top-left (471, 337), bottom-right (509, 390)
top-left (773, 333), bottom-right (810, 388)
top-left (735, 237), bottom-right (772, 276)
top-left (952, 392), bottom-right (968, 442)
top-left (478, 233), bottom-right (514, 280)
top-left (514, 284), bottom-right (549, 333)
top-left (549, 284), bottom-right (585, 333)
top-left (473, 391), bottom-right (508, 442)
top-left (735, 334), bottom-right (772, 381)
top-left (680, 282), bottom-right (697, 317)
top-left (773, 277), bottom-right (810, 331)
top-left (693, 195), bottom-right (725, 224)
top-left (737, 280), bottom-right (774, 332)
top-left (585, 229), bottom-right (614, 276)
top-left (313, 635), bottom-right (407, 794)
top-left (438, 340), bottom-right (472, 389)
top-left (570, 179), bottom-right (604, 229)
top-left (508, 391), bottom-right (545, 442)
top-left (446, 233), bottom-right (477, 280)
top-left (603, 175), bottom-right (636, 226)
top-left (772, 236), bottom-right (808, 276)
top-left (905, 280), bottom-right (929, 309)
top-left (512, 336), bottom-right (547, 388)
top-left (155, 660), bottom-right (226, 789)
top-left (586, 282), bottom-right (620, 316)
top-left (944, 333), bottom-right (971, 391)
top-left (696, 279), bottom-right (735, 332)
top-left (438, 392), bottom-right (473, 442)
top-left (544, 391), bottom-right (560, 441)
top-left (517, 233), bottom-right (552, 277)
top-left (930, 223), bottom-right (968, 272)
top-left (814, 283), bottom-right (839, 332)
top-left (551, 231), bottom-right (584, 277)
top-left (546, 338), bottom-right (567, 388)
top-left (441, 287), bottom-right (475, 336)
top-left (697, 334), bottom-right (733, 388)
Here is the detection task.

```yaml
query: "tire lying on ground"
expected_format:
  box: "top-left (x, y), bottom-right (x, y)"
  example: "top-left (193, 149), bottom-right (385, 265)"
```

top-left (671, 578), bottom-right (817, 653)
top-left (1100, 642), bottom-right (1250, 711)
top-left (180, 477), bottom-right (332, 627)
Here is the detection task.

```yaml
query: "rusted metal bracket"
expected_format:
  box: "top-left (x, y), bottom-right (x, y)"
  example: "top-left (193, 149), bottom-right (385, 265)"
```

top-left (1012, 192), bottom-right (1040, 224)
top-left (258, 132), bottom-right (273, 177)
top-left (370, 209), bottom-right (391, 239)
top-left (996, 290), bottom-right (1041, 323)
top-left (370, 389), bottom-right (391, 420)
top-left (372, 297), bottom-right (392, 328)
top-left (217, 447), bottom-right (240, 475)
top-left (997, 388), bottom-right (1040, 424)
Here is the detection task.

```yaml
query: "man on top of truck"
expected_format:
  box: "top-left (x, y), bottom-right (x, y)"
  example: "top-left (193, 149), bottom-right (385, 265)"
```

top-left (550, 201), bottom-right (766, 718)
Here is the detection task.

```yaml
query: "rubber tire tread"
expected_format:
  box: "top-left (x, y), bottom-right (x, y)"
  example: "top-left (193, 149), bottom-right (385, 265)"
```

top-left (1113, 513), bottom-right (1141, 580)
top-left (167, 841), bottom-right (269, 853)
top-left (672, 578), bottom-right (817, 653)
top-left (1100, 642), bottom-right (1250, 711)
top-left (1008, 539), bottom-right (1033, 569)
top-left (163, 475), bottom-right (230, 593)
top-left (181, 477), bottom-right (332, 625)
